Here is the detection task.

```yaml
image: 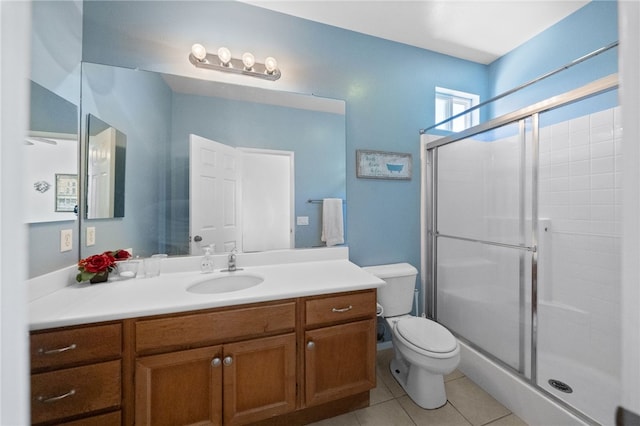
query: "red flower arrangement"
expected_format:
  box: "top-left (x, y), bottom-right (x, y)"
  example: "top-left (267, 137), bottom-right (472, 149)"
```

top-left (76, 249), bottom-right (131, 283)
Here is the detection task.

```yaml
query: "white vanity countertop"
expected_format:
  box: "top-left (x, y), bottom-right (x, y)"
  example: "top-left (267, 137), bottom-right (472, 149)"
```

top-left (29, 259), bottom-right (385, 331)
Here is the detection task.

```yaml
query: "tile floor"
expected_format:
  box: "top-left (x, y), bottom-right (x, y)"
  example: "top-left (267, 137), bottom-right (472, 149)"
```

top-left (309, 349), bottom-right (528, 426)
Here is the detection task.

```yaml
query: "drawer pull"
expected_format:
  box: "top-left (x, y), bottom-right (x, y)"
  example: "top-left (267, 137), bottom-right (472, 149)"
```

top-left (223, 356), bottom-right (233, 366)
top-left (211, 357), bottom-right (221, 367)
top-left (37, 389), bottom-right (76, 403)
top-left (331, 305), bottom-right (353, 313)
top-left (38, 343), bottom-right (77, 355)
top-left (307, 341), bottom-right (315, 350)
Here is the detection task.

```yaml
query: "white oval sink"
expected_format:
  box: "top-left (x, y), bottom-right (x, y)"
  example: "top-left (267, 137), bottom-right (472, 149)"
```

top-left (187, 273), bottom-right (264, 294)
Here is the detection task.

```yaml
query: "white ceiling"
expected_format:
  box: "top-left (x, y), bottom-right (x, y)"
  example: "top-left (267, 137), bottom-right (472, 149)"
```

top-left (242, 0), bottom-right (589, 64)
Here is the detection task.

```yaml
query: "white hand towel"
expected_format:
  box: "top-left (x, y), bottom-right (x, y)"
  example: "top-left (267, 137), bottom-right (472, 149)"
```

top-left (321, 198), bottom-right (344, 247)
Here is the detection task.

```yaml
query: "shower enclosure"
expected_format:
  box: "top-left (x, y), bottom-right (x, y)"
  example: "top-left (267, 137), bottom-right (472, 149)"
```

top-left (422, 74), bottom-right (621, 425)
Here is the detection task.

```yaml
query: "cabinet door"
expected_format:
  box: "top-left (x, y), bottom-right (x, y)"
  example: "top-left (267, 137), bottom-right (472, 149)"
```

top-left (223, 333), bottom-right (296, 425)
top-left (305, 319), bottom-right (376, 407)
top-left (135, 346), bottom-right (223, 426)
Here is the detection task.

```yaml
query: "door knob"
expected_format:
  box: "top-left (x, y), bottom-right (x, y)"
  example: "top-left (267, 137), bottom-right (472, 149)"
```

top-left (307, 341), bottom-right (315, 349)
top-left (223, 356), bottom-right (233, 366)
top-left (211, 357), bottom-right (221, 367)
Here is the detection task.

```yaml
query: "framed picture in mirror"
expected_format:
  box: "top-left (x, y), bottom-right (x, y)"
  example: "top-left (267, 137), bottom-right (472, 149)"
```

top-left (55, 174), bottom-right (77, 212)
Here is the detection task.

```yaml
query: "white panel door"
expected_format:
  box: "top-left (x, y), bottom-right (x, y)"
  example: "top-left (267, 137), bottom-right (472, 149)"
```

top-left (87, 127), bottom-right (116, 219)
top-left (239, 148), bottom-right (294, 252)
top-left (189, 134), bottom-right (240, 254)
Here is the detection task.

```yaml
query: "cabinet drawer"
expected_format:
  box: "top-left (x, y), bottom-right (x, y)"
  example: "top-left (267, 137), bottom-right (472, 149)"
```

top-left (136, 301), bottom-right (296, 353)
top-left (305, 290), bottom-right (376, 327)
top-left (30, 323), bottom-right (122, 371)
top-left (31, 360), bottom-right (121, 424)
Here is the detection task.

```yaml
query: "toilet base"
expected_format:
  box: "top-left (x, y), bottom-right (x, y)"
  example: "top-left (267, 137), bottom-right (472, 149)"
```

top-left (389, 355), bottom-right (447, 410)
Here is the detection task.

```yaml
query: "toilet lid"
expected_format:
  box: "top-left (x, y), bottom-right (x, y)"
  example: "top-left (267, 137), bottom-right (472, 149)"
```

top-left (396, 317), bottom-right (457, 353)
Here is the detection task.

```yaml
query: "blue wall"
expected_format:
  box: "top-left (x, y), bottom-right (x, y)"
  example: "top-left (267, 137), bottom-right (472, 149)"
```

top-left (487, 0), bottom-right (618, 117)
top-left (79, 1), bottom-right (619, 316)
top-left (82, 0), bottom-right (489, 282)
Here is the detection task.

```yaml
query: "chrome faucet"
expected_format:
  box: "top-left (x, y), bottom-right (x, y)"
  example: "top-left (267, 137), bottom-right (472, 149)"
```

top-left (224, 248), bottom-right (241, 272)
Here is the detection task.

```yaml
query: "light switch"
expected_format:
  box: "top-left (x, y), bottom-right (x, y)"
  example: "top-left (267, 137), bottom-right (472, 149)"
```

top-left (297, 216), bottom-right (309, 226)
top-left (60, 229), bottom-right (73, 252)
top-left (86, 227), bottom-right (96, 246)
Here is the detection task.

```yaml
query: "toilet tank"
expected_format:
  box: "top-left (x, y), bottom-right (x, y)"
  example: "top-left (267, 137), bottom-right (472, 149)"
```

top-left (362, 263), bottom-right (418, 317)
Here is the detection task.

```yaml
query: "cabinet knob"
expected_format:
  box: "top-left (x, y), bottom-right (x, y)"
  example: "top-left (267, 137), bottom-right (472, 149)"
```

top-left (307, 341), bottom-right (315, 350)
top-left (223, 356), bottom-right (233, 366)
top-left (211, 357), bottom-right (221, 367)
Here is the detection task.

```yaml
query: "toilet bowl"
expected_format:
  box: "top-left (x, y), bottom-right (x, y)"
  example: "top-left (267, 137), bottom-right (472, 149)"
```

top-left (363, 263), bottom-right (460, 409)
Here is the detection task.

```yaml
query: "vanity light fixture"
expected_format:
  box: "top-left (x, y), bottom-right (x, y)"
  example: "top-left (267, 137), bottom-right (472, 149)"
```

top-left (189, 43), bottom-right (281, 81)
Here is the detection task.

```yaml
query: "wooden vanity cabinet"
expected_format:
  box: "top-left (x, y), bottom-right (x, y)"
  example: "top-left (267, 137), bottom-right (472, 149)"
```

top-left (133, 301), bottom-right (297, 426)
top-left (29, 323), bottom-right (123, 425)
top-left (30, 289), bottom-right (377, 425)
top-left (303, 290), bottom-right (377, 407)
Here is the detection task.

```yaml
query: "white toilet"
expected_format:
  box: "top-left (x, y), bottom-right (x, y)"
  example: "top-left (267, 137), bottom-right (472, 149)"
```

top-left (364, 263), bottom-right (460, 410)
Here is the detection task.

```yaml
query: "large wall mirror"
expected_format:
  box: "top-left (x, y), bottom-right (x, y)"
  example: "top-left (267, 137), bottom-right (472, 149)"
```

top-left (79, 62), bottom-right (346, 260)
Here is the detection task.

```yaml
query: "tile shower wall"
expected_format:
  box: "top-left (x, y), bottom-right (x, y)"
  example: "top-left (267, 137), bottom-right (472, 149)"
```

top-left (537, 106), bottom-right (622, 422)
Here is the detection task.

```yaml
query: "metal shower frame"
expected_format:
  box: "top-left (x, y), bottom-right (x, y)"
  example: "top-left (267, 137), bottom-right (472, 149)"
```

top-left (421, 73), bottom-right (618, 425)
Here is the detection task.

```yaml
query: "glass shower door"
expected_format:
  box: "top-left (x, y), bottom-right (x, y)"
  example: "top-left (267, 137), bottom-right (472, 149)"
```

top-left (434, 119), bottom-right (534, 374)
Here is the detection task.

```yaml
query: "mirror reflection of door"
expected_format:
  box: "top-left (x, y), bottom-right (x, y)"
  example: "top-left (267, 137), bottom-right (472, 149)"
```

top-left (86, 114), bottom-right (126, 219)
top-left (239, 148), bottom-right (294, 253)
top-left (87, 126), bottom-right (116, 218)
top-left (189, 135), bottom-right (295, 255)
top-left (189, 134), bottom-right (241, 254)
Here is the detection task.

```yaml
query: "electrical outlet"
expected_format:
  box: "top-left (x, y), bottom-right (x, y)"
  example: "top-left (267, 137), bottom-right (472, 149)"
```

top-left (60, 229), bottom-right (73, 252)
top-left (86, 227), bottom-right (96, 246)
top-left (296, 216), bottom-right (309, 226)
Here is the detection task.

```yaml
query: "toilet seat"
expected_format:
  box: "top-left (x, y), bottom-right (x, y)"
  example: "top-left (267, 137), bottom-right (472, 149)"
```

top-left (394, 317), bottom-right (458, 356)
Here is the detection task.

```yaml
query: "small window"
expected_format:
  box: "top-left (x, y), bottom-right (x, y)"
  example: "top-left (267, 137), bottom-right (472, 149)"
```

top-left (435, 87), bottom-right (479, 132)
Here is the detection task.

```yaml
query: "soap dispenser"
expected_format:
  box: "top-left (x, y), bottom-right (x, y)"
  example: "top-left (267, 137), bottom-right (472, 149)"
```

top-left (201, 246), bottom-right (214, 273)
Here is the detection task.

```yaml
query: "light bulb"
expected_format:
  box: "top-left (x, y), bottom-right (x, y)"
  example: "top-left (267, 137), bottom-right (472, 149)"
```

top-left (264, 56), bottom-right (278, 74)
top-left (217, 47), bottom-right (232, 66)
top-left (191, 43), bottom-right (207, 61)
top-left (242, 52), bottom-right (255, 70)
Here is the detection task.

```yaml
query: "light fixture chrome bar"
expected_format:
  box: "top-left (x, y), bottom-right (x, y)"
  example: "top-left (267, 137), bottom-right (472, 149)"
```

top-left (189, 52), bottom-right (281, 81)
top-left (436, 232), bottom-right (537, 252)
